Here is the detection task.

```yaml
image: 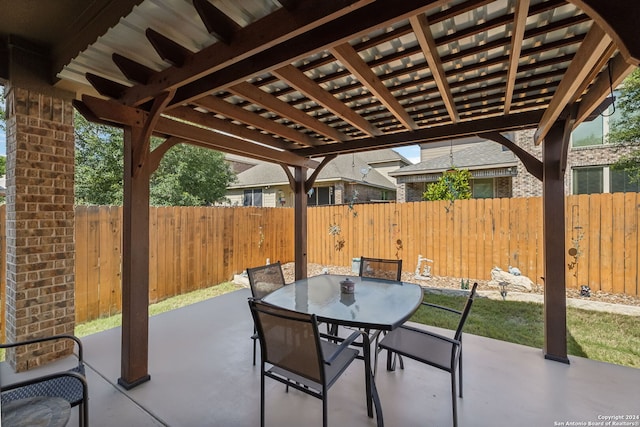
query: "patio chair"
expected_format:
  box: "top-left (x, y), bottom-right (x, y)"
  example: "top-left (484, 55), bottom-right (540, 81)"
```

top-left (248, 299), bottom-right (363, 427)
top-left (247, 262), bottom-right (287, 365)
top-left (358, 256), bottom-right (403, 373)
top-left (377, 282), bottom-right (478, 427)
top-left (1, 334), bottom-right (89, 427)
top-left (359, 256), bottom-right (402, 281)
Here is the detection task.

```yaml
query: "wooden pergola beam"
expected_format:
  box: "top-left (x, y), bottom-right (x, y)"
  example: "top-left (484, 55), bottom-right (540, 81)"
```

top-left (229, 81), bottom-right (348, 142)
top-left (296, 110), bottom-right (544, 157)
top-left (272, 64), bottom-right (382, 137)
top-left (534, 24), bottom-right (612, 144)
top-left (193, 0), bottom-right (241, 45)
top-left (574, 53), bottom-right (636, 126)
top-left (167, 0), bottom-right (449, 108)
top-left (329, 44), bottom-right (417, 131)
top-left (504, 0), bottom-right (530, 114)
top-left (167, 106), bottom-right (298, 151)
top-left (409, 13), bottom-right (459, 123)
top-left (118, 0), bottom-right (375, 106)
top-left (77, 95), bottom-right (319, 168)
top-left (192, 95), bottom-right (322, 148)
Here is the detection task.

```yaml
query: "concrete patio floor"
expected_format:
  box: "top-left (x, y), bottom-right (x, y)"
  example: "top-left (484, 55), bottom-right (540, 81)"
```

top-left (2, 288), bottom-right (639, 427)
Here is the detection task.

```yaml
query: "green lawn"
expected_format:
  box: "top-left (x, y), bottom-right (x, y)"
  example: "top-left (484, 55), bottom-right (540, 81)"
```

top-left (411, 293), bottom-right (640, 368)
top-left (74, 282), bottom-right (242, 337)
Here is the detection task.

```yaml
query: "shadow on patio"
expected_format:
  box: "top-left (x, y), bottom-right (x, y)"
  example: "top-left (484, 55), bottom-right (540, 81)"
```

top-left (3, 288), bottom-right (638, 427)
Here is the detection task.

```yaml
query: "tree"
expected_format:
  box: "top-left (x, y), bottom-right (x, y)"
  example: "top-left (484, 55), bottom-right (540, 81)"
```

top-left (608, 68), bottom-right (640, 180)
top-left (423, 168), bottom-right (472, 202)
top-left (149, 144), bottom-right (236, 206)
top-left (75, 113), bottom-right (124, 205)
top-left (74, 113), bottom-right (237, 206)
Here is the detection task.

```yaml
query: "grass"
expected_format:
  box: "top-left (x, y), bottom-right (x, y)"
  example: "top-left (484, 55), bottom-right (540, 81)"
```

top-left (75, 282), bottom-right (242, 337)
top-left (3, 284), bottom-right (638, 369)
top-left (411, 293), bottom-right (640, 368)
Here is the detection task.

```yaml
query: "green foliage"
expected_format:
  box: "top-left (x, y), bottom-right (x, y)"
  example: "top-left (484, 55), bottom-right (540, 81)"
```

top-left (609, 68), bottom-right (640, 181)
top-left (74, 113), bottom-right (237, 206)
top-left (0, 155), bottom-right (5, 176)
top-left (150, 144), bottom-right (236, 206)
top-left (423, 168), bottom-right (472, 202)
top-left (75, 113), bottom-right (124, 205)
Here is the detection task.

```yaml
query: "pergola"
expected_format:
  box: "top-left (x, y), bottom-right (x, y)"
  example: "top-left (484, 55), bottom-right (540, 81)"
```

top-left (1, 0), bottom-right (638, 389)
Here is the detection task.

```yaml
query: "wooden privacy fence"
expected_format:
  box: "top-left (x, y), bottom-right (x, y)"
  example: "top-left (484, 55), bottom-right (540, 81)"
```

top-left (0, 205), bottom-right (294, 333)
top-left (0, 194), bottom-right (639, 338)
top-left (73, 206), bottom-right (294, 323)
top-left (308, 194), bottom-right (639, 297)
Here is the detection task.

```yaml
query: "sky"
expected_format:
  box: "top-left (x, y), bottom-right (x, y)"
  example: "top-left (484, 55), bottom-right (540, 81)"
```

top-left (393, 145), bottom-right (420, 164)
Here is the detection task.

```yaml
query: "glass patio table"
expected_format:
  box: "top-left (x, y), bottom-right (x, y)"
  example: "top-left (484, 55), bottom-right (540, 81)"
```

top-left (262, 274), bottom-right (423, 427)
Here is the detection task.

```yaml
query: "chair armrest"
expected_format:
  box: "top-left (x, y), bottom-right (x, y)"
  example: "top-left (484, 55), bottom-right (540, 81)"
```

top-left (396, 324), bottom-right (461, 347)
top-left (421, 302), bottom-right (462, 316)
top-left (0, 334), bottom-right (84, 362)
top-left (320, 330), bottom-right (364, 365)
top-left (1, 370), bottom-right (87, 395)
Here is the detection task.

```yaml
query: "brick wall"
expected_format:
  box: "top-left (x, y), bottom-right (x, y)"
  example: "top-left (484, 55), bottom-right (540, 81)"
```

top-left (512, 129), bottom-right (543, 198)
top-left (511, 128), bottom-right (635, 196)
top-left (4, 86), bottom-right (76, 371)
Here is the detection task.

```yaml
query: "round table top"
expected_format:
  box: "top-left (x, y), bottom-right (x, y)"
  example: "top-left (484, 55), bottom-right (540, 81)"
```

top-left (1, 396), bottom-right (71, 427)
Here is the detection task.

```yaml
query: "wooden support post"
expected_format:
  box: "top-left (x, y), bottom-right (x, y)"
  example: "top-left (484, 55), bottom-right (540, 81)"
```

top-left (118, 125), bottom-right (152, 388)
top-left (542, 120), bottom-right (570, 364)
top-left (294, 166), bottom-right (308, 280)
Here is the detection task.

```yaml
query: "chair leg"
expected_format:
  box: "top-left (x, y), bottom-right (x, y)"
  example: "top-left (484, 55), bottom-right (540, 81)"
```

top-left (323, 393), bottom-right (328, 427)
top-left (253, 327), bottom-right (257, 366)
top-left (451, 369), bottom-right (458, 427)
top-left (261, 372), bottom-right (266, 427)
top-left (458, 348), bottom-right (463, 397)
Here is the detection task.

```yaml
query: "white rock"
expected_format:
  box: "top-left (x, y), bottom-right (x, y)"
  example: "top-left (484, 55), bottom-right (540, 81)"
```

top-left (489, 267), bottom-right (533, 292)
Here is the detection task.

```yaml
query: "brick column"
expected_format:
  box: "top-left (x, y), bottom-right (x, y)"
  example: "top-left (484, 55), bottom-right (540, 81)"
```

top-left (4, 85), bottom-right (76, 371)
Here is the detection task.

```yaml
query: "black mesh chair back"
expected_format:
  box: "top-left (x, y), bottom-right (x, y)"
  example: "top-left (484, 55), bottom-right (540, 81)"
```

top-left (249, 299), bottom-right (361, 427)
top-left (251, 300), bottom-right (324, 385)
top-left (246, 262), bottom-right (288, 365)
top-left (359, 257), bottom-right (402, 281)
top-left (247, 262), bottom-right (286, 299)
top-left (377, 282), bottom-right (479, 427)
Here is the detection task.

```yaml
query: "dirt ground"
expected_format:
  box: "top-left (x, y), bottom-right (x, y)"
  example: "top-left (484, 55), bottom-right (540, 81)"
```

top-left (280, 262), bottom-right (640, 308)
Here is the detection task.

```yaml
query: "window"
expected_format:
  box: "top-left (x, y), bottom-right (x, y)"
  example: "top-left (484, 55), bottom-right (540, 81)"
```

top-left (472, 178), bottom-right (494, 199)
top-left (243, 189), bottom-right (263, 206)
top-left (611, 169), bottom-right (640, 193)
top-left (572, 115), bottom-right (604, 147)
top-left (308, 186), bottom-right (334, 206)
top-left (571, 99), bottom-right (621, 148)
top-left (573, 167), bottom-right (604, 194)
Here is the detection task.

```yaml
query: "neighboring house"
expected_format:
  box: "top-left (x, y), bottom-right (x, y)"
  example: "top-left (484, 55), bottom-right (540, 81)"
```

top-left (392, 105), bottom-right (638, 202)
top-left (391, 137), bottom-right (518, 201)
top-left (225, 149), bottom-right (410, 207)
